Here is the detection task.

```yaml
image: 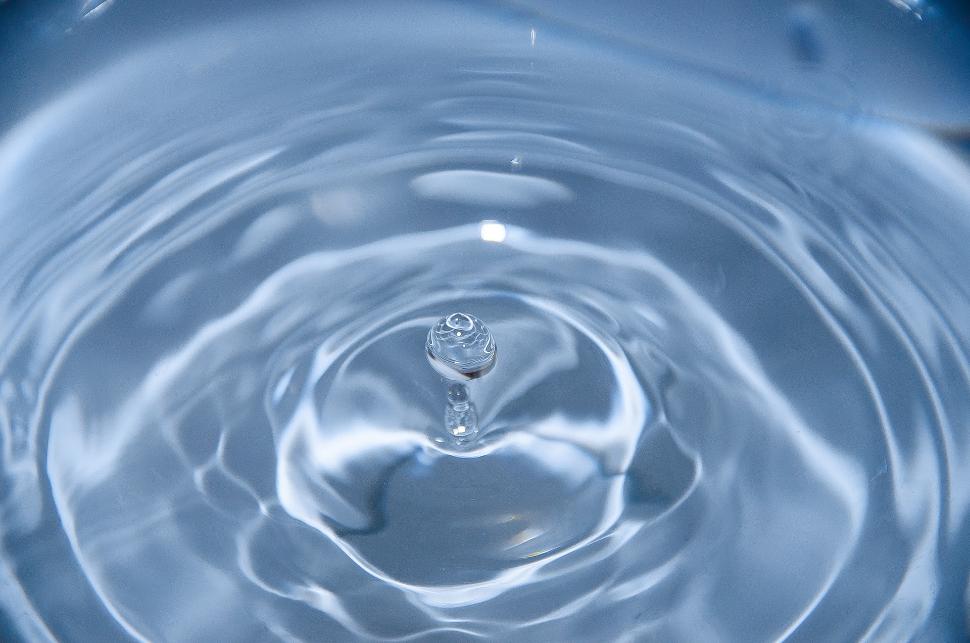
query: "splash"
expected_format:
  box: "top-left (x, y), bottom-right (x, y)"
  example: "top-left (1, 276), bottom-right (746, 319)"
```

top-left (427, 312), bottom-right (496, 442)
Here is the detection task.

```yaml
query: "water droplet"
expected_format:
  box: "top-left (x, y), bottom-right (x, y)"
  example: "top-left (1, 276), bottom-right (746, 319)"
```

top-left (427, 312), bottom-right (496, 379)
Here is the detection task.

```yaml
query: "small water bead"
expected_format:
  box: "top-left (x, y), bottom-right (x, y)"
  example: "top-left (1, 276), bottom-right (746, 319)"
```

top-left (426, 312), bottom-right (496, 379)
top-left (446, 382), bottom-right (470, 406)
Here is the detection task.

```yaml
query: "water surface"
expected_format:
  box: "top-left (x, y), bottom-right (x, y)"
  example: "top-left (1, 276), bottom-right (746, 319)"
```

top-left (1, 2), bottom-right (970, 641)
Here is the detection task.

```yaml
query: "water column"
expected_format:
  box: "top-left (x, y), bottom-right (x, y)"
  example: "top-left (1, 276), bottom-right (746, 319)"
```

top-left (426, 313), bottom-right (496, 443)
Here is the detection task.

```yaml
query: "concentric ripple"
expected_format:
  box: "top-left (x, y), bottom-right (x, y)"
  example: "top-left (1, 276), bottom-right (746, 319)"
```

top-left (1, 3), bottom-right (969, 642)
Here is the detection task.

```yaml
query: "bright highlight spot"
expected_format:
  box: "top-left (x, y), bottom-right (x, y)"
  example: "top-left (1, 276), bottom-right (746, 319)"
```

top-left (480, 221), bottom-right (507, 243)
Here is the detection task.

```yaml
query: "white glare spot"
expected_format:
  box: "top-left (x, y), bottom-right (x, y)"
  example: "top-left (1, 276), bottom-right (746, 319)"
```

top-left (480, 221), bottom-right (507, 243)
top-left (530, 28), bottom-right (536, 47)
top-left (81, 0), bottom-right (115, 20)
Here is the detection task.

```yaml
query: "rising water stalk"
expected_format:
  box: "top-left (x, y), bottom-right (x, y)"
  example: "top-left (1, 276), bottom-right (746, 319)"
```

top-left (426, 312), bottom-right (496, 442)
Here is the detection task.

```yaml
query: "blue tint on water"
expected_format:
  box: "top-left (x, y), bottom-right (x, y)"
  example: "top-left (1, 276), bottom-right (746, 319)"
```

top-left (1, 1), bottom-right (970, 641)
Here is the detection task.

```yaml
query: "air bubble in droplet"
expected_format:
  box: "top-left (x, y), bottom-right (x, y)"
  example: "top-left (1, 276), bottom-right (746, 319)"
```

top-left (426, 312), bottom-right (496, 380)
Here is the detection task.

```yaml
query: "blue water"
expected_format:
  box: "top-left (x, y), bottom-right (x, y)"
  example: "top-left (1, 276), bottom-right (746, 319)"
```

top-left (1, 2), bottom-right (970, 641)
